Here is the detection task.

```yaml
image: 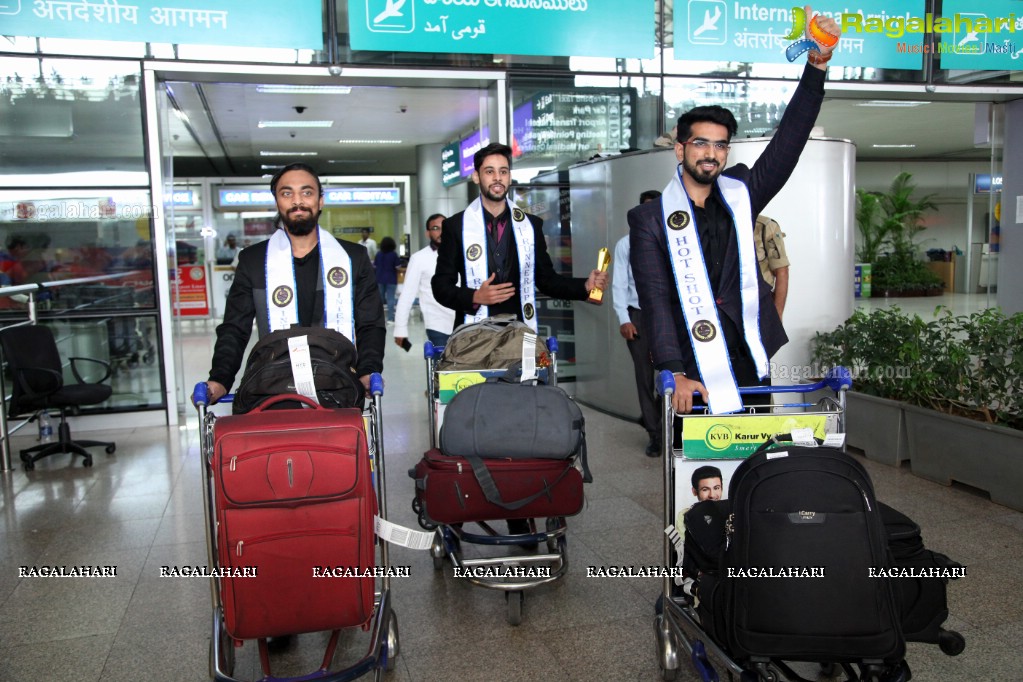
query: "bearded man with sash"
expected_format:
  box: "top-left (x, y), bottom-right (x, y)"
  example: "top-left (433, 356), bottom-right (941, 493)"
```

top-left (432, 142), bottom-right (608, 333)
top-left (628, 7), bottom-right (841, 416)
top-left (432, 142), bottom-right (608, 541)
top-left (205, 163), bottom-right (385, 404)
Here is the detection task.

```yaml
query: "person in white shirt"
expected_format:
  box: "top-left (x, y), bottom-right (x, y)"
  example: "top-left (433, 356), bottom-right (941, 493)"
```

top-left (359, 228), bottom-right (378, 261)
top-left (393, 214), bottom-right (455, 348)
top-left (613, 189), bottom-right (662, 456)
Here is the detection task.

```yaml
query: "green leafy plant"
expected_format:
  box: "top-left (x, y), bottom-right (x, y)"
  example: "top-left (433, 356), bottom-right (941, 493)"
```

top-left (855, 172), bottom-right (942, 295)
top-left (812, 307), bottom-right (1023, 429)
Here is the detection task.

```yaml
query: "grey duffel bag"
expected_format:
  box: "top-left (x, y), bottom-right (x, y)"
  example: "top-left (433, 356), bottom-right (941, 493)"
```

top-left (440, 380), bottom-right (586, 463)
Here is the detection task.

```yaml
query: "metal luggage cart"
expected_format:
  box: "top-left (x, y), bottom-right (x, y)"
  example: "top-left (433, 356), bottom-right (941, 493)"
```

top-left (192, 377), bottom-right (399, 682)
top-left (653, 368), bottom-right (874, 682)
top-left (415, 338), bottom-right (572, 626)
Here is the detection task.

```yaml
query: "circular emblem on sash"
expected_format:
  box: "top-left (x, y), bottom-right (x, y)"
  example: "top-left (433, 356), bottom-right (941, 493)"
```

top-left (692, 319), bottom-right (717, 342)
top-left (466, 244), bottom-right (483, 261)
top-left (512, 208), bottom-right (526, 222)
top-left (523, 303), bottom-right (535, 320)
top-left (668, 211), bottom-right (691, 230)
top-left (326, 267), bottom-right (349, 288)
top-left (271, 285), bottom-right (294, 308)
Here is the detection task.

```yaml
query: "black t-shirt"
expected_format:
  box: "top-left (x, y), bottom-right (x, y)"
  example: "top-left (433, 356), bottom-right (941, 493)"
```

top-left (294, 245), bottom-right (319, 327)
top-left (693, 190), bottom-right (746, 358)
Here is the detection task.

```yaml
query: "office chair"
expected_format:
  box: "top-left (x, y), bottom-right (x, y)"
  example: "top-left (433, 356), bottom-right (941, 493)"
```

top-left (1, 325), bottom-right (117, 470)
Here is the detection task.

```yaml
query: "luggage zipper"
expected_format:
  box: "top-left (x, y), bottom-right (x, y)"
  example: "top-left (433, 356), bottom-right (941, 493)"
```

top-left (230, 456), bottom-right (237, 472)
top-left (724, 512), bottom-right (735, 551)
top-left (235, 527), bottom-right (357, 557)
top-left (287, 458), bottom-right (294, 487)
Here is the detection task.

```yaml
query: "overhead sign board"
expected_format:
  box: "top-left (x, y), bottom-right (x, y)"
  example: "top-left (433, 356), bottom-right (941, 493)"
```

top-left (0, 0), bottom-right (323, 49)
top-left (673, 1), bottom-right (927, 70)
top-left (348, 0), bottom-right (653, 59)
top-left (512, 89), bottom-right (636, 160)
top-left (218, 187), bottom-right (400, 208)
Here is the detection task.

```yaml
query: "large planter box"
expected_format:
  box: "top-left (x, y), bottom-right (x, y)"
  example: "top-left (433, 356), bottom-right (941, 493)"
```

top-left (845, 392), bottom-right (909, 467)
top-left (904, 404), bottom-right (1023, 512)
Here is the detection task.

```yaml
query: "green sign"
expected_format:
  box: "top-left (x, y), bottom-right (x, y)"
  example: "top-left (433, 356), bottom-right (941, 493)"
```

top-left (0, 0), bottom-right (322, 49)
top-left (937, 1), bottom-right (1022, 70)
top-left (348, 0), bottom-right (652, 59)
top-left (673, 1), bottom-right (926, 69)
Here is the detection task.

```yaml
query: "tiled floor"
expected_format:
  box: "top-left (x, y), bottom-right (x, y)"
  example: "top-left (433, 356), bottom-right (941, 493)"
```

top-left (1, 309), bottom-right (1021, 681)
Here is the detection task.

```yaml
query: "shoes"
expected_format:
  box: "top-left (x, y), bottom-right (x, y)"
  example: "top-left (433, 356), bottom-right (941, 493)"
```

top-left (645, 437), bottom-right (661, 457)
top-left (266, 634), bottom-right (296, 652)
top-left (506, 518), bottom-right (539, 550)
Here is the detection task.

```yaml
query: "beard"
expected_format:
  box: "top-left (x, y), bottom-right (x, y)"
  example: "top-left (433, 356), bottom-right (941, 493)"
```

top-left (279, 206), bottom-right (320, 236)
top-left (481, 183), bottom-right (507, 203)
top-left (682, 155), bottom-right (722, 185)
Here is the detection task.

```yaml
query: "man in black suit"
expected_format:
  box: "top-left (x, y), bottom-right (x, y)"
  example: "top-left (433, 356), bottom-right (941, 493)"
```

top-left (432, 142), bottom-right (608, 331)
top-left (628, 9), bottom-right (841, 416)
top-left (432, 142), bottom-right (607, 540)
top-left (205, 163), bottom-right (385, 403)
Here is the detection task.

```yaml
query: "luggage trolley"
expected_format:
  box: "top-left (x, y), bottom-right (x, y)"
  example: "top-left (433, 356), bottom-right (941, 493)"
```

top-left (654, 369), bottom-right (859, 682)
top-left (193, 376), bottom-right (399, 682)
top-left (414, 338), bottom-right (574, 626)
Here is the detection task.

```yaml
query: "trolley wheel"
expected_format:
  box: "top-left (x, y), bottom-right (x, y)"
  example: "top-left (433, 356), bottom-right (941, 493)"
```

top-left (83, 457), bottom-right (93, 468)
top-left (506, 590), bottom-right (523, 626)
top-left (105, 444), bottom-right (116, 454)
top-left (411, 497), bottom-right (422, 514)
top-left (19, 452), bottom-right (30, 463)
top-left (819, 662), bottom-right (838, 677)
top-left (384, 611), bottom-right (400, 671)
top-left (938, 629), bottom-right (966, 656)
top-left (23, 460), bottom-right (35, 472)
top-left (430, 532), bottom-right (446, 571)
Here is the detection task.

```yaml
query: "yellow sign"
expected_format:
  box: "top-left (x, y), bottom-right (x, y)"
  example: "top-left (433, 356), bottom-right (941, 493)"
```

top-left (680, 414), bottom-right (827, 459)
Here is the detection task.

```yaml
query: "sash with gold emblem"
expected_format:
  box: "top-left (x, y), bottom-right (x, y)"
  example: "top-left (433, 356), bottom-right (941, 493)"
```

top-left (265, 226), bottom-right (355, 342)
top-left (660, 167), bottom-right (768, 414)
top-left (461, 197), bottom-right (538, 331)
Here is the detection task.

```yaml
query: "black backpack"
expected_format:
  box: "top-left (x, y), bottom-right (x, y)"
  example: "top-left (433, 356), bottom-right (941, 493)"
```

top-left (721, 441), bottom-right (904, 664)
top-left (232, 327), bottom-right (363, 414)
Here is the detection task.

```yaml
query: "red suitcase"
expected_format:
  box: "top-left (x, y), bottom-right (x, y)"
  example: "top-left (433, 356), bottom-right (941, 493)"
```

top-left (412, 448), bottom-right (584, 525)
top-left (211, 395), bottom-right (376, 640)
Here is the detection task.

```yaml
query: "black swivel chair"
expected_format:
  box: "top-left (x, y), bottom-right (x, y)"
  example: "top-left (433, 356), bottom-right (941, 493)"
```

top-left (1, 325), bottom-right (117, 470)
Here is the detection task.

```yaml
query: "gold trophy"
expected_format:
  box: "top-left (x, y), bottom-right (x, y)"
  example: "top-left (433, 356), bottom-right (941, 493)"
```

top-left (587, 247), bottom-right (611, 305)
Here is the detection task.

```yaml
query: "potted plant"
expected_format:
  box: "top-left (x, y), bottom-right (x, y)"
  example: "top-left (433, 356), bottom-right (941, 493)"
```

top-left (856, 173), bottom-right (944, 297)
top-left (814, 307), bottom-right (1023, 510)
top-left (812, 308), bottom-right (915, 466)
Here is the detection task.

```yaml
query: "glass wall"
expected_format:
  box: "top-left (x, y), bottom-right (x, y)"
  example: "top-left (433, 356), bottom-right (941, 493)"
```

top-left (0, 189), bottom-right (164, 412)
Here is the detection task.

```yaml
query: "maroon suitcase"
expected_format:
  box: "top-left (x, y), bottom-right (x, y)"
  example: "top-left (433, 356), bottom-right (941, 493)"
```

top-left (211, 394), bottom-right (376, 640)
top-left (412, 448), bottom-right (584, 525)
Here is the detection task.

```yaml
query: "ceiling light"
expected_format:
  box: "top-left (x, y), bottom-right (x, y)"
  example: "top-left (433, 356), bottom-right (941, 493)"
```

top-left (256, 85), bottom-right (352, 95)
top-left (856, 100), bottom-right (930, 107)
top-left (260, 164), bottom-right (283, 170)
top-left (258, 120), bottom-right (334, 128)
top-left (338, 139), bottom-right (403, 144)
top-left (872, 144), bottom-right (917, 148)
top-left (259, 151), bottom-right (318, 156)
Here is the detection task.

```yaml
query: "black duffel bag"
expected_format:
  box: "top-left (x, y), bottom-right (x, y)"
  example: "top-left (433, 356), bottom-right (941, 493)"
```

top-left (232, 327), bottom-right (363, 414)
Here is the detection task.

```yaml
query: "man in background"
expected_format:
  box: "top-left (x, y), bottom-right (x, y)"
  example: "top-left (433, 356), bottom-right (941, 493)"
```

top-left (754, 215), bottom-right (790, 321)
top-left (612, 189), bottom-right (662, 456)
top-left (394, 213), bottom-right (455, 349)
top-left (359, 227), bottom-right (378, 261)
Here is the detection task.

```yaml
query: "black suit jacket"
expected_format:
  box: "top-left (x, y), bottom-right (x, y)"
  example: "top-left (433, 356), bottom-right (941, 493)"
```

top-left (432, 208), bottom-right (588, 331)
top-left (628, 64), bottom-right (826, 378)
top-left (209, 233), bottom-right (385, 391)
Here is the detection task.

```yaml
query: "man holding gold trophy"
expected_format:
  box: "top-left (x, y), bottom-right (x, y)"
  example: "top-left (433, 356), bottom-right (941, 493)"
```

top-left (433, 142), bottom-right (609, 332)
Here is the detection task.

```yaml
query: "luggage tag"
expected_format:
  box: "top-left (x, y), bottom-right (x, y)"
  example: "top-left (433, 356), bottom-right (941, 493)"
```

top-left (823, 432), bottom-right (847, 448)
top-left (791, 427), bottom-right (818, 447)
top-left (374, 516), bottom-right (435, 550)
top-left (287, 335), bottom-right (319, 404)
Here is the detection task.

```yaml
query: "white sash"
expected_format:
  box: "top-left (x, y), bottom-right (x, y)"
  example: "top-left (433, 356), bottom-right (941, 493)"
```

top-left (661, 168), bottom-right (768, 414)
top-left (265, 227), bottom-right (356, 342)
top-left (461, 198), bottom-right (538, 331)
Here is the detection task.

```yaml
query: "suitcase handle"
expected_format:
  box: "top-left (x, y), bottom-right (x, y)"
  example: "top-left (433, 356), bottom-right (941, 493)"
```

top-left (251, 393), bottom-right (327, 412)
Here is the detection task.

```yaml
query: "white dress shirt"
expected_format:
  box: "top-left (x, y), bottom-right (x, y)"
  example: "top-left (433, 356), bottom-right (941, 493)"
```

top-left (612, 234), bottom-right (640, 326)
top-left (393, 244), bottom-right (456, 337)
